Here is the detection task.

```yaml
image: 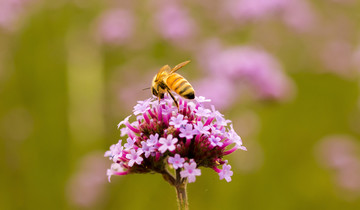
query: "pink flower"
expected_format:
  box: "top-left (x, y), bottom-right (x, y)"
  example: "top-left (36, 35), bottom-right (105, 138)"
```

top-left (315, 135), bottom-right (360, 192)
top-left (169, 114), bottom-right (188, 128)
top-left (194, 76), bottom-right (237, 109)
top-left (281, 0), bottom-right (316, 32)
top-left (223, 0), bottom-right (316, 32)
top-left (105, 95), bottom-right (246, 182)
top-left (0, 0), bottom-right (29, 31)
top-left (141, 141), bottom-right (156, 158)
top-left (199, 44), bottom-right (295, 101)
top-left (159, 134), bottom-right (178, 153)
top-left (126, 149), bottom-right (144, 167)
top-left (96, 9), bottom-right (135, 45)
top-left (320, 40), bottom-right (356, 78)
top-left (193, 121), bottom-right (210, 136)
top-left (147, 133), bottom-right (159, 146)
top-left (180, 160), bottom-right (201, 183)
top-left (154, 3), bottom-right (196, 42)
top-left (168, 154), bottom-right (185, 169)
top-left (179, 124), bottom-right (196, 140)
top-left (224, 0), bottom-right (287, 21)
top-left (107, 163), bottom-right (127, 182)
top-left (218, 161), bottom-right (234, 182)
top-left (208, 135), bottom-right (223, 147)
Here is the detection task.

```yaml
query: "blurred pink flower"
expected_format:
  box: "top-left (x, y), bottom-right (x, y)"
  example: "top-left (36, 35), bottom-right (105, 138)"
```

top-left (194, 76), bottom-right (237, 110)
top-left (224, 0), bottom-right (316, 32)
top-left (337, 162), bottom-right (360, 192)
top-left (0, 0), bottom-right (29, 31)
top-left (320, 40), bottom-right (356, 78)
top-left (281, 0), bottom-right (316, 32)
top-left (353, 45), bottom-right (360, 74)
top-left (225, 0), bottom-right (287, 21)
top-left (315, 135), bottom-right (360, 195)
top-left (198, 42), bottom-right (295, 101)
top-left (154, 3), bottom-right (196, 42)
top-left (67, 152), bottom-right (108, 208)
top-left (316, 135), bottom-right (359, 170)
top-left (96, 9), bottom-right (135, 45)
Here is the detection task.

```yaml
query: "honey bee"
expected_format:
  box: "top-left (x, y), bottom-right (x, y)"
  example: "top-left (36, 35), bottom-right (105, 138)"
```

top-left (151, 60), bottom-right (195, 108)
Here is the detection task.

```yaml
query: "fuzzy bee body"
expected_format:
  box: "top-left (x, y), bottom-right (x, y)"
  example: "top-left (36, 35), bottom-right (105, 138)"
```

top-left (166, 73), bottom-right (195, 99)
top-left (151, 60), bottom-right (195, 108)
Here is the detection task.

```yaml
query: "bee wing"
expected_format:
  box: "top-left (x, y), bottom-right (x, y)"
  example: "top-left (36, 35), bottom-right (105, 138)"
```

top-left (170, 60), bottom-right (191, 74)
top-left (156, 65), bottom-right (171, 81)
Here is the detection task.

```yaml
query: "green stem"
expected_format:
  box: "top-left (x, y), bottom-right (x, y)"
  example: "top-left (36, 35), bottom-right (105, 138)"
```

top-left (161, 168), bottom-right (189, 210)
top-left (175, 169), bottom-right (188, 210)
top-left (175, 182), bottom-right (188, 210)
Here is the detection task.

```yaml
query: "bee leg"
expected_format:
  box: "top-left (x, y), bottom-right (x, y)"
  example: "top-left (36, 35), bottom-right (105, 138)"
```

top-left (167, 89), bottom-right (179, 110)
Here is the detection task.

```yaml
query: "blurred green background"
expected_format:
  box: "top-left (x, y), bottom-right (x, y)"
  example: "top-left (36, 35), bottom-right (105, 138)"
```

top-left (1, 0), bottom-right (360, 209)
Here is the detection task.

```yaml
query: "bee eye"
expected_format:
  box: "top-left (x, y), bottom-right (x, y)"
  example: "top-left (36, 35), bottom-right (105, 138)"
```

top-left (152, 87), bottom-right (158, 96)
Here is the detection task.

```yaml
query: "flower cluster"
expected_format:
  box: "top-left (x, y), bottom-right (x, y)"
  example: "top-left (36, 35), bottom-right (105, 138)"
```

top-left (0, 0), bottom-right (31, 32)
top-left (95, 9), bottom-right (135, 45)
top-left (224, 0), bottom-right (315, 32)
top-left (154, 3), bottom-right (196, 42)
top-left (105, 96), bottom-right (246, 183)
top-left (196, 42), bottom-right (295, 109)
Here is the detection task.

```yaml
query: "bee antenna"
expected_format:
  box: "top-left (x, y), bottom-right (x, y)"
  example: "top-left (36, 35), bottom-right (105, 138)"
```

top-left (142, 87), bottom-right (151, 91)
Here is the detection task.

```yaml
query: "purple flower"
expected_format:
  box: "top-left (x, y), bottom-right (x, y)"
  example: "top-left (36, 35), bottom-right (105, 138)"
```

top-left (179, 124), bottom-right (196, 140)
top-left (195, 96), bottom-right (211, 104)
top-left (224, 0), bottom-right (287, 21)
top-left (0, 0), bottom-right (30, 32)
top-left (124, 137), bottom-right (135, 150)
top-left (199, 43), bottom-right (295, 102)
top-left (281, 0), bottom-right (316, 32)
top-left (208, 135), bottom-right (223, 147)
top-left (105, 95), bottom-right (245, 183)
top-left (169, 114), bottom-right (188, 128)
top-left (211, 105), bottom-right (231, 126)
top-left (168, 154), bottom-right (185, 169)
top-left (117, 115), bottom-right (131, 129)
top-left (141, 141), bottom-right (156, 158)
top-left (218, 161), bottom-right (233, 182)
top-left (96, 9), bottom-right (135, 45)
top-left (194, 107), bottom-right (211, 118)
top-left (104, 140), bottom-right (124, 162)
top-left (194, 76), bottom-right (237, 109)
top-left (120, 127), bottom-right (129, 137)
top-left (126, 149), bottom-right (144, 167)
top-left (147, 133), bottom-right (159, 146)
top-left (107, 163), bottom-right (127, 182)
top-left (133, 98), bottom-right (151, 115)
top-left (228, 125), bottom-right (247, 151)
top-left (154, 3), bottom-right (196, 42)
top-left (159, 134), bottom-right (178, 153)
top-left (193, 121), bottom-right (210, 135)
top-left (180, 160), bottom-right (201, 183)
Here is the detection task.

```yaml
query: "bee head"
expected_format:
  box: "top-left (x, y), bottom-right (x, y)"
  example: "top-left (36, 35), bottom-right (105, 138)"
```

top-left (152, 86), bottom-right (158, 97)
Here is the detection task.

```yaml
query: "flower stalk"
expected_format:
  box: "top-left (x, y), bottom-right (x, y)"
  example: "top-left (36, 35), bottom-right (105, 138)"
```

top-left (175, 181), bottom-right (188, 210)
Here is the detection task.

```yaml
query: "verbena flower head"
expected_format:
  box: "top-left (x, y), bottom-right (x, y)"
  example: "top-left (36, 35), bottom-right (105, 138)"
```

top-left (105, 95), bottom-right (246, 183)
top-left (199, 43), bottom-right (295, 101)
top-left (96, 9), bottom-right (135, 45)
top-left (0, 0), bottom-right (31, 32)
top-left (154, 3), bottom-right (196, 42)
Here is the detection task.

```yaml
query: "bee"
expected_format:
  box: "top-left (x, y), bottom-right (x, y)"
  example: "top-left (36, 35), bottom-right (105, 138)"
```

top-left (151, 60), bottom-right (195, 109)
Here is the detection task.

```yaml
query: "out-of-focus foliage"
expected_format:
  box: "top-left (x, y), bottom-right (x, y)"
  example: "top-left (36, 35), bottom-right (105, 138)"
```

top-left (0, 0), bottom-right (360, 209)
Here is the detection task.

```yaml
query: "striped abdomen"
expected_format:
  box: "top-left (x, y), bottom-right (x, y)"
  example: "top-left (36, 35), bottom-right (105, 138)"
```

top-left (166, 73), bottom-right (195, 99)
